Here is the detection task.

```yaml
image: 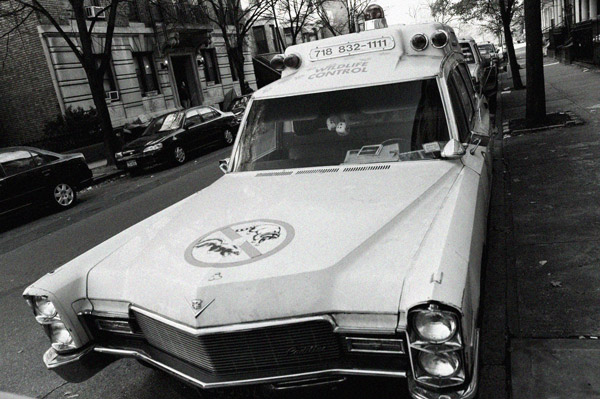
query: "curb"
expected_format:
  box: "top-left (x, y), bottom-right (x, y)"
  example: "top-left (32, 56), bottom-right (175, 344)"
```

top-left (92, 169), bottom-right (126, 185)
top-left (503, 111), bottom-right (584, 135)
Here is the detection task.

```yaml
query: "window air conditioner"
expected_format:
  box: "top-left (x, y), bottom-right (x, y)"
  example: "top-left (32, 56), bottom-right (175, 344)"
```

top-left (105, 91), bottom-right (120, 102)
top-left (85, 6), bottom-right (106, 19)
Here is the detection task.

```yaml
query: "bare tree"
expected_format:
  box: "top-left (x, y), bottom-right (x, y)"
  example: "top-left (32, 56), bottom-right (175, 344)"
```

top-left (315, 0), bottom-right (369, 36)
top-left (277, 0), bottom-right (317, 45)
top-left (428, 0), bottom-right (457, 24)
top-left (408, 3), bottom-right (425, 22)
top-left (204, 0), bottom-right (270, 94)
top-left (0, 0), bottom-right (125, 163)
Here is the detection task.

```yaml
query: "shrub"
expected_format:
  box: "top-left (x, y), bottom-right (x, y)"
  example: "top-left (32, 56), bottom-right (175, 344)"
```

top-left (40, 106), bottom-right (103, 152)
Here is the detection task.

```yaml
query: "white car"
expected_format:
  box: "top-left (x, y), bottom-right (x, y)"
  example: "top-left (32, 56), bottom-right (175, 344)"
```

top-left (24, 21), bottom-right (491, 399)
top-left (459, 37), bottom-right (486, 91)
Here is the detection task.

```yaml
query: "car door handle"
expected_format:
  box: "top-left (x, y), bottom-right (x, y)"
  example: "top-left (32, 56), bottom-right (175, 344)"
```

top-left (41, 169), bottom-right (51, 176)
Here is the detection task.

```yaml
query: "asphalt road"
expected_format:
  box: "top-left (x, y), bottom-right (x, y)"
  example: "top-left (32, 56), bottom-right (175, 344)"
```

top-left (0, 145), bottom-right (407, 399)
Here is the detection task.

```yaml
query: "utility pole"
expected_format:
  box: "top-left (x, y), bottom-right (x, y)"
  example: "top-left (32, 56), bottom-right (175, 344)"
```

top-left (525, 0), bottom-right (547, 126)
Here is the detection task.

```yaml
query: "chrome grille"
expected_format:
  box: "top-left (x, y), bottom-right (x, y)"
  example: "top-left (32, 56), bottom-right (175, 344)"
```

top-left (133, 311), bottom-right (341, 375)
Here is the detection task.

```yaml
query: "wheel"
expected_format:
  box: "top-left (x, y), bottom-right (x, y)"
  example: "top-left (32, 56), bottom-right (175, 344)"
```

top-left (223, 129), bottom-right (234, 145)
top-left (51, 183), bottom-right (76, 209)
top-left (173, 146), bottom-right (186, 165)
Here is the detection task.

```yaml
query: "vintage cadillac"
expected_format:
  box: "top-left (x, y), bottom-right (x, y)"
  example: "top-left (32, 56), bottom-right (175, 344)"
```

top-left (24, 20), bottom-right (492, 399)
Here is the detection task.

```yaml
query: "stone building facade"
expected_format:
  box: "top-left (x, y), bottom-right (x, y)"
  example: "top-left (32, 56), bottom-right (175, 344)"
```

top-left (0, 0), bottom-right (257, 147)
top-left (543, 0), bottom-right (600, 65)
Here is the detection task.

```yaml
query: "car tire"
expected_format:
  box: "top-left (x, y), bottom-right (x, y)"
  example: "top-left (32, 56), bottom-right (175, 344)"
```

top-left (51, 182), bottom-right (77, 210)
top-left (173, 146), bottom-right (186, 165)
top-left (223, 129), bottom-right (234, 146)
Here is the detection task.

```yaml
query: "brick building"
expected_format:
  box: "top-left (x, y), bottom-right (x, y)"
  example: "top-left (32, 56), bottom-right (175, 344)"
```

top-left (0, 0), bottom-right (257, 147)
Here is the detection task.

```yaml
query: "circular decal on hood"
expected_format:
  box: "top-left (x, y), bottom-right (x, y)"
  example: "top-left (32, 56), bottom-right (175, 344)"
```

top-left (185, 220), bottom-right (295, 267)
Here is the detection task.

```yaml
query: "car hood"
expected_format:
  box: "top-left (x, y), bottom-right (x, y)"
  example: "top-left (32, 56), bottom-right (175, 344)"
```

top-left (87, 162), bottom-right (463, 329)
top-left (123, 133), bottom-right (170, 150)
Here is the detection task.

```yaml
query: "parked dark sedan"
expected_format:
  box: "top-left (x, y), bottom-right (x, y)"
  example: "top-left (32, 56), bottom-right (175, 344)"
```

top-left (0, 147), bottom-right (92, 216)
top-left (115, 106), bottom-right (239, 171)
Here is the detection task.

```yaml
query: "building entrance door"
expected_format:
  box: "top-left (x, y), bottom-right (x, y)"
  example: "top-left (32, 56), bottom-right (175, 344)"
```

top-left (171, 55), bottom-right (202, 108)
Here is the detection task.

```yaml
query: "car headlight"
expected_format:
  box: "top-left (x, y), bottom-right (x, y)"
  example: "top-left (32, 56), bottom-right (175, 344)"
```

top-left (413, 306), bottom-right (457, 343)
top-left (418, 351), bottom-right (461, 377)
top-left (27, 295), bottom-right (77, 352)
top-left (143, 143), bottom-right (163, 153)
top-left (32, 296), bottom-right (58, 324)
top-left (48, 321), bottom-right (76, 351)
top-left (408, 303), bottom-right (466, 389)
top-left (115, 152), bottom-right (123, 160)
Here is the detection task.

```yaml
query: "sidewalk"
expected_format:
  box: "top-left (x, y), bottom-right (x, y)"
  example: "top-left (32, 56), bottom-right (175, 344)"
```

top-left (492, 58), bottom-right (600, 397)
top-left (87, 159), bottom-right (124, 184)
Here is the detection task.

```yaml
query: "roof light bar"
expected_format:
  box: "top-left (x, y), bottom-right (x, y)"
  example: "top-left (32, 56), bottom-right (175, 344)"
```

top-left (283, 54), bottom-right (301, 69)
top-left (270, 54), bottom-right (285, 71)
top-left (431, 30), bottom-right (449, 48)
top-left (410, 34), bottom-right (429, 51)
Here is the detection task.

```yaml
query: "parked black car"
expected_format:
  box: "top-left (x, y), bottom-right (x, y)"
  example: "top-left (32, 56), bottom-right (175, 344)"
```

top-left (115, 106), bottom-right (239, 171)
top-left (227, 94), bottom-right (251, 119)
top-left (0, 147), bottom-right (93, 216)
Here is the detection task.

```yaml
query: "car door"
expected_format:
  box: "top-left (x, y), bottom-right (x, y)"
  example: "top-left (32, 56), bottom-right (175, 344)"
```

top-left (182, 108), bottom-right (204, 149)
top-left (0, 150), bottom-right (43, 215)
top-left (29, 150), bottom-right (62, 191)
top-left (197, 107), bottom-right (222, 146)
top-left (448, 66), bottom-right (491, 200)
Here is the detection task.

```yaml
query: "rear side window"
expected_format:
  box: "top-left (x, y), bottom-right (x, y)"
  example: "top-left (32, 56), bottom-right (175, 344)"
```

top-left (450, 68), bottom-right (475, 121)
top-left (31, 151), bottom-right (58, 166)
top-left (458, 63), bottom-right (476, 97)
top-left (0, 150), bottom-right (34, 176)
top-left (460, 43), bottom-right (475, 63)
top-left (185, 109), bottom-right (202, 126)
top-left (447, 78), bottom-right (471, 143)
top-left (199, 107), bottom-right (218, 122)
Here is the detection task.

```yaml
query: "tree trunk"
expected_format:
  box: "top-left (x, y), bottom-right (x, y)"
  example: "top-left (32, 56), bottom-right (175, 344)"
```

top-left (524, 0), bottom-right (547, 126)
top-left (500, 0), bottom-right (524, 89)
top-left (230, 45), bottom-right (249, 94)
top-left (86, 68), bottom-right (118, 164)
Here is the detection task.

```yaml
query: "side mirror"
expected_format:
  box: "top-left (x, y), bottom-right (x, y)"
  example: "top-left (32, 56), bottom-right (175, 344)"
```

top-left (184, 120), bottom-right (193, 129)
top-left (219, 158), bottom-right (230, 174)
top-left (441, 139), bottom-right (466, 159)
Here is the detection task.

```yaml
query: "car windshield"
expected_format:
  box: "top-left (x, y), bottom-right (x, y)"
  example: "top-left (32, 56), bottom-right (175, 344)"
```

top-left (233, 79), bottom-right (450, 172)
top-left (460, 43), bottom-right (476, 63)
top-left (142, 112), bottom-right (183, 136)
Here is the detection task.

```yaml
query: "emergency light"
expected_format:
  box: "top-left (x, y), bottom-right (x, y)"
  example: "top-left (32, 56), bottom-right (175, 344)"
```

top-left (410, 34), bottom-right (429, 51)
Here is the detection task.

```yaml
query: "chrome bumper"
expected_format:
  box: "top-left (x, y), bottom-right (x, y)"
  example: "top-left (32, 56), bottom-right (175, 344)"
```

top-left (44, 344), bottom-right (406, 389)
top-left (43, 330), bottom-right (478, 398)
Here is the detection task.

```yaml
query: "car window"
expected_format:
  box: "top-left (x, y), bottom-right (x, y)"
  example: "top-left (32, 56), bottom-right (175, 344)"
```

top-left (460, 43), bottom-right (475, 63)
top-left (450, 68), bottom-right (475, 121)
top-left (458, 63), bottom-right (476, 99)
top-left (472, 45), bottom-right (483, 63)
top-left (30, 151), bottom-right (58, 166)
top-left (198, 107), bottom-right (218, 122)
top-left (185, 109), bottom-right (202, 126)
top-left (447, 78), bottom-right (471, 143)
top-left (0, 150), bottom-right (34, 176)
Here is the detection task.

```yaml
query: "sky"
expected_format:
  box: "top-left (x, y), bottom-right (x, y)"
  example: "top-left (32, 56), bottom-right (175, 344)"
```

top-left (374, 0), bottom-right (497, 42)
